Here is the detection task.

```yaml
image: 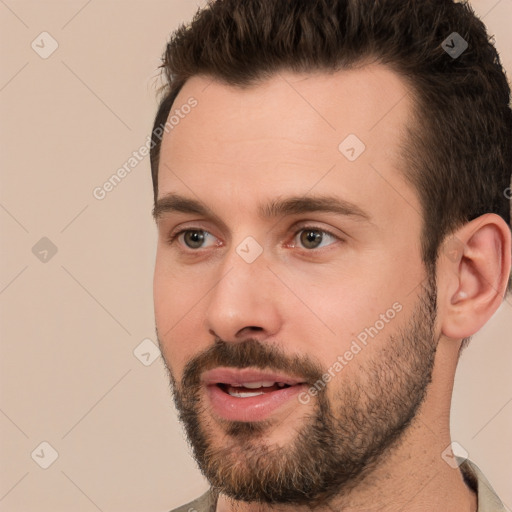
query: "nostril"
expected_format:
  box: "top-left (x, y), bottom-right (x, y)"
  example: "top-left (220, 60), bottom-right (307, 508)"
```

top-left (237, 326), bottom-right (264, 337)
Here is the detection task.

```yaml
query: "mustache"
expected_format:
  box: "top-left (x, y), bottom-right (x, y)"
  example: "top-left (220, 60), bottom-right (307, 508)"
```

top-left (180, 338), bottom-right (324, 390)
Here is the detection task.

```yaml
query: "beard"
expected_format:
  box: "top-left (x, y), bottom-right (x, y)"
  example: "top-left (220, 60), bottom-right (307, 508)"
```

top-left (160, 277), bottom-right (438, 506)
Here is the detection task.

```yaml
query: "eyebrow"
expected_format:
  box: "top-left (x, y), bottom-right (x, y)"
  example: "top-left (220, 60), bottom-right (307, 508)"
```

top-left (152, 193), bottom-right (371, 224)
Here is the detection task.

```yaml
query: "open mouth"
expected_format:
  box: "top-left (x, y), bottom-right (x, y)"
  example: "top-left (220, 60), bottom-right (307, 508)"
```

top-left (202, 368), bottom-right (308, 422)
top-left (217, 381), bottom-right (292, 398)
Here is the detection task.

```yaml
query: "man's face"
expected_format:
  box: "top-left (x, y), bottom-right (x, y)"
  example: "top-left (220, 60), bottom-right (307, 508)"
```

top-left (153, 66), bottom-right (439, 504)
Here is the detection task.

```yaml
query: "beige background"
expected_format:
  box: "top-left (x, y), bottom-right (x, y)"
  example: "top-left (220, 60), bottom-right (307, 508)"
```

top-left (0, 1), bottom-right (511, 511)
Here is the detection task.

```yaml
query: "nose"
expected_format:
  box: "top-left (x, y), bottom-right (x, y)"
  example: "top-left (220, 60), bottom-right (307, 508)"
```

top-left (203, 247), bottom-right (282, 343)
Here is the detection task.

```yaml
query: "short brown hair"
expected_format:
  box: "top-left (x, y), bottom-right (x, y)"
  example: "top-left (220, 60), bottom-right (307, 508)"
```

top-left (150, 0), bottom-right (512, 284)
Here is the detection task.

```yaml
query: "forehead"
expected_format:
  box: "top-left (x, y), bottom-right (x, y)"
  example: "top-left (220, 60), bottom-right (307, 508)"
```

top-left (163, 64), bottom-right (412, 144)
top-left (157, 65), bottom-right (417, 220)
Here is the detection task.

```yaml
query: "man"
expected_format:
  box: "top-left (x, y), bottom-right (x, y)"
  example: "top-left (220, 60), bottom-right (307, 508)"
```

top-left (150, 0), bottom-right (511, 510)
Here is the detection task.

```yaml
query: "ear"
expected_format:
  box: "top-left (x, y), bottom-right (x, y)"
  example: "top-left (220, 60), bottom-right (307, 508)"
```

top-left (437, 213), bottom-right (511, 340)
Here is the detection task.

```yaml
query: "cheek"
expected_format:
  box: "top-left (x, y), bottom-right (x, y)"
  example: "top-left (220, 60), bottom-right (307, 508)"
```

top-left (292, 264), bottom-right (415, 370)
top-left (153, 250), bottom-right (201, 325)
top-left (153, 258), bottom-right (202, 376)
top-left (153, 257), bottom-right (176, 330)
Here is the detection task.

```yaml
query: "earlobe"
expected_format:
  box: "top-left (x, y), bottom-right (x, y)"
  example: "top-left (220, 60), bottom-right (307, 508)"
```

top-left (440, 214), bottom-right (511, 340)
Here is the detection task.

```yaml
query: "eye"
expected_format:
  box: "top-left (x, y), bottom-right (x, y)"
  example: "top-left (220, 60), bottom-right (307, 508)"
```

top-left (291, 226), bottom-right (340, 250)
top-left (167, 229), bottom-right (219, 250)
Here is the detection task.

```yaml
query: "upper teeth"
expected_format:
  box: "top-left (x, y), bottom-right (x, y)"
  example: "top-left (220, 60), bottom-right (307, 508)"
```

top-left (236, 381), bottom-right (276, 389)
top-left (225, 381), bottom-right (291, 398)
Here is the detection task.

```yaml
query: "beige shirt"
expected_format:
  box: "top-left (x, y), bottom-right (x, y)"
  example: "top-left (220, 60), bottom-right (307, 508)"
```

top-left (170, 458), bottom-right (506, 512)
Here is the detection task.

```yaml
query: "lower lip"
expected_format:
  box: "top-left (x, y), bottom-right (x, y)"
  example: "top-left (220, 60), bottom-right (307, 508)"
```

top-left (206, 384), bottom-right (306, 422)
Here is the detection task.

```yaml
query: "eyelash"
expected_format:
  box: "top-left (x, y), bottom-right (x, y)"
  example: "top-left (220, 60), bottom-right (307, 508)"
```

top-left (165, 224), bottom-right (343, 252)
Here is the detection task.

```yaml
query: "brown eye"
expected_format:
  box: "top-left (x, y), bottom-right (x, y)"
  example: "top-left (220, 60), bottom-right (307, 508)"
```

top-left (182, 230), bottom-right (207, 249)
top-left (291, 226), bottom-right (339, 251)
top-left (300, 229), bottom-right (324, 249)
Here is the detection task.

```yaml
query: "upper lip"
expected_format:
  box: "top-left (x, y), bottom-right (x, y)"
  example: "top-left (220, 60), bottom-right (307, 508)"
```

top-left (201, 367), bottom-right (306, 386)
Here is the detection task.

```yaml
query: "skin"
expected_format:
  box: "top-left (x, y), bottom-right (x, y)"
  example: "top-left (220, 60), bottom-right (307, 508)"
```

top-left (153, 64), bottom-right (511, 511)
